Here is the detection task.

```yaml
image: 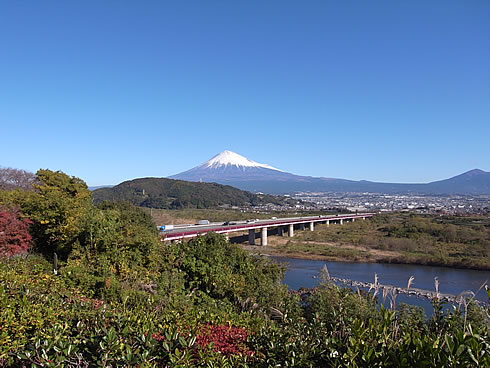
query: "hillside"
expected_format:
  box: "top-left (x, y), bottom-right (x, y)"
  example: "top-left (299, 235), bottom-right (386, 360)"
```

top-left (91, 177), bottom-right (292, 209)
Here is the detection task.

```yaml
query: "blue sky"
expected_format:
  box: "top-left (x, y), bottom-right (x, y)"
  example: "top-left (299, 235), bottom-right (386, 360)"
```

top-left (1, 1), bottom-right (489, 186)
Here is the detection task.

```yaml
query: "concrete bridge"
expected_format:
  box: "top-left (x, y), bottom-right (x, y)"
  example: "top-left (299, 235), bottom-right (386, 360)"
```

top-left (162, 213), bottom-right (375, 244)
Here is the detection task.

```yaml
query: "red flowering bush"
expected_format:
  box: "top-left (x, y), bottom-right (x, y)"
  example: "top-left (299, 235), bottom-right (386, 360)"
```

top-left (0, 206), bottom-right (32, 257)
top-left (194, 324), bottom-right (254, 357)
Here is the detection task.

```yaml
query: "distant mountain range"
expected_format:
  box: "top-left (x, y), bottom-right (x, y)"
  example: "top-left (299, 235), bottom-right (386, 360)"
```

top-left (91, 176), bottom-right (295, 209)
top-left (170, 151), bottom-right (490, 195)
top-left (88, 185), bottom-right (113, 191)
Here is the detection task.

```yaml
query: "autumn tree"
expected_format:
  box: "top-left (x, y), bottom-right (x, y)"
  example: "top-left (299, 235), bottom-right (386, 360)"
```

top-left (0, 206), bottom-right (32, 257)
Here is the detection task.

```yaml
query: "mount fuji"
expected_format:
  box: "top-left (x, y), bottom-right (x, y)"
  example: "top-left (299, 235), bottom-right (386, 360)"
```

top-left (170, 151), bottom-right (295, 183)
top-left (169, 150), bottom-right (364, 194)
top-left (169, 151), bottom-right (490, 195)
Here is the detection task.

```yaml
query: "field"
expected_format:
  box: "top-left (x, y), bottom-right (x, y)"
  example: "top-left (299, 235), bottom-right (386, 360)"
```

top-left (145, 208), bottom-right (331, 226)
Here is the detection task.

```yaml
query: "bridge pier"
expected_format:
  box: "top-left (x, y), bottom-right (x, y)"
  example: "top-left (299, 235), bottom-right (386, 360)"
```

top-left (327, 220), bottom-right (330, 227)
top-left (289, 224), bottom-right (294, 237)
top-left (340, 219), bottom-right (343, 225)
top-left (352, 218), bottom-right (355, 222)
top-left (310, 222), bottom-right (314, 231)
top-left (248, 229), bottom-right (255, 245)
top-left (261, 227), bottom-right (268, 246)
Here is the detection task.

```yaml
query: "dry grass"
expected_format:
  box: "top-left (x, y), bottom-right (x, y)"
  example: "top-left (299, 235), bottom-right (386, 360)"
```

top-left (149, 211), bottom-right (197, 225)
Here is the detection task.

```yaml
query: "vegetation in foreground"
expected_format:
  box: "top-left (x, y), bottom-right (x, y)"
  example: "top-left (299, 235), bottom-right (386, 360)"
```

top-left (252, 213), bottom-right (490, 270)
top-left (1, 168), bottom-right (489, 367)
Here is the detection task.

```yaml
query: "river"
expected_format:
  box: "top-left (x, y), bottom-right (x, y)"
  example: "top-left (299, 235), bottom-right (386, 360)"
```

top-left (272, 257), bottom-right (490, 316)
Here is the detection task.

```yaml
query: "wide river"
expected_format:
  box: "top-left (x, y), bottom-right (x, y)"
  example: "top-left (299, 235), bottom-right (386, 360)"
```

top-left (272, 257), bottom-right (490, 315)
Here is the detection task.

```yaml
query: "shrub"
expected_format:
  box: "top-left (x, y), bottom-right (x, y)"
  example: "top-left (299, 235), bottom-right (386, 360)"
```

top-left (193, 324), bottom-right (254, 357)
top-left (177, 232), bottom-right (288, 309)
top-left (0, 206), bottom-right (32, 257)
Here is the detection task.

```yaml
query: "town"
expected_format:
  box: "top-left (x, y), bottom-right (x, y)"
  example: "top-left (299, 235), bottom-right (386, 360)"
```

top-left (293, 192), bottom-right (490, 215)
top-left (237, 192), bottom-right (490, 215)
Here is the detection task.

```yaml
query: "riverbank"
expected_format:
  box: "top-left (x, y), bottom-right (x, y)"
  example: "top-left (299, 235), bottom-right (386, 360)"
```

top-left (240, 236), bottom-right (490, 271)
top-left (269, 256), bottom-right (490, 319)
top-left (238, 213), bottom-right (490, 271)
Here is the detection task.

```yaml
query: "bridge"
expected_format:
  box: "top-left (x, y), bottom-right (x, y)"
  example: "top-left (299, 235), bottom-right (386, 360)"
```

top-left (161, 213), bottom-right (375, 245)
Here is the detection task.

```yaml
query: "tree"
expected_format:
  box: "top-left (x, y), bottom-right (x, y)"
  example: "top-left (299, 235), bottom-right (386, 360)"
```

top-left (64, 201), bottom-right (163, 298)
top-left (0, 206), bottom-right (32, 257)
top-left (20, 169), bottom-right (92, 257)
top-left (178, 233), bottom-right (287, 307)
top-left (0, 167), bottom-right (37, 190)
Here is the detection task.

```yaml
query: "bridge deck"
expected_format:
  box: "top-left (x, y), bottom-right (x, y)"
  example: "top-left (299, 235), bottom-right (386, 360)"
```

top-left (162, 213), bottom-right (375, 241)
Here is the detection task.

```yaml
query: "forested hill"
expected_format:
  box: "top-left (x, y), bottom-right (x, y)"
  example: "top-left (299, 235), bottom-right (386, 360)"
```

top-left (91, 177), bottom-right (291, 209)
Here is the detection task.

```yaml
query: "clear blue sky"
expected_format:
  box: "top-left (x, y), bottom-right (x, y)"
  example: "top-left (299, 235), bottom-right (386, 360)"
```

top-left (1, 1), bottom-right (489, 186)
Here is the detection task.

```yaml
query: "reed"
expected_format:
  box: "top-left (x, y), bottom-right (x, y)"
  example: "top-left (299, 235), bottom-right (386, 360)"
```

top-left (407, 275), bottom-right (414, 290)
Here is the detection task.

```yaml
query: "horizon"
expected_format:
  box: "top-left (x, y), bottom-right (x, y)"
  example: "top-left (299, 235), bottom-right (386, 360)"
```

top-left (1, 1), bottom-right (489, 186)
top-left (88, 149), bottom-right (487, 187)
top-left (3, 148), bottom-right (487, 187)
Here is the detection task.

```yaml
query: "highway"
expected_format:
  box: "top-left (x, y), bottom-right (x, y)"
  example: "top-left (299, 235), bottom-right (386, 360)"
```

top-left (161, 213), bottom-right (375, 243)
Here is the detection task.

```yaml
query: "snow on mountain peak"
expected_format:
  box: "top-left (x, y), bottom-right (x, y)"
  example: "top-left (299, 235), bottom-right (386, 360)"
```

top-left (200, 150), bottom-right (282, 171)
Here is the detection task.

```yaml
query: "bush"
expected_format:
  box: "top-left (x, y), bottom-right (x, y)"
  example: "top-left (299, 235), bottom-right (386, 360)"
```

top-left (177, 233), bottom-right (288, 309)
top-left (0, 206), bottom-right (32, 257)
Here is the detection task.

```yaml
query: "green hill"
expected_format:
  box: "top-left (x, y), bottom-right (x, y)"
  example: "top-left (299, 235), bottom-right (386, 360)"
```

top-left (91, 177), bottom-right (292, 209)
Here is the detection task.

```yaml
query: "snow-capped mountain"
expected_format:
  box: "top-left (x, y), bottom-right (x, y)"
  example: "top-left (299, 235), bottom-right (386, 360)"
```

top-left (169, 151), bottom-right (297, 184)
top-left (199, 150), bottom-right (282, 171)
top-left (169, 150), bottom-right (357, 193)
top-left (169, 151), bottom-right (490, 195)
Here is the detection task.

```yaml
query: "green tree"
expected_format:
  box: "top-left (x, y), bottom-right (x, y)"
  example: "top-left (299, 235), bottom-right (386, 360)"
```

top-left (20, 169), bottom-right (92, 257)
top-left (178, 233), bottom-right (287, 308)
top-left (64, 201), bottom-right (165, 300)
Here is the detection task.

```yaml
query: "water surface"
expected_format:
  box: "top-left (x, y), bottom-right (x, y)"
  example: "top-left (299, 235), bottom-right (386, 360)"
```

top-left (273, 257), bottom-right (490, 315)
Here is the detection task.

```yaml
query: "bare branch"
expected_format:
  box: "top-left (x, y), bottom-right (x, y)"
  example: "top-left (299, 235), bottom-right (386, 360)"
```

top-left (0, 167), bottom-right (38, 190)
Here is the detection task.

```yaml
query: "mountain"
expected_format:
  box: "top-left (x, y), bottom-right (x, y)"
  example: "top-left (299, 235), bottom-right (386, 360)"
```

top-left (170, 150), bottom-right (294, 182)
top-left (91, 177), bottom-right (295, 209)
top-left (423, 169), bottom-right (490, 195)
top-left (170, 151), bottom-right (490, 195)
top-left (88, 185), bottom-right (113, 191)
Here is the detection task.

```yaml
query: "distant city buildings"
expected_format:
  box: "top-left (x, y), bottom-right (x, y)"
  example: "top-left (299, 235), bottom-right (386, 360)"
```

top-left (237, 193), bottom-right (490, 215)
top-left (233, 192), bottom-right (489, 215)
top-left (291, 192), bottom-right (490, 215)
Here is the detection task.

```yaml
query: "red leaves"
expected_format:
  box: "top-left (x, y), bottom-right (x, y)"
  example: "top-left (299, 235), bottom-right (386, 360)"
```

top-left (0, 206), bottom-right (32, 257)
top-left (194, 324), bottom-right (254, 357)
top-left (151, 332), bottom-right (166, 342)
top-left (151, 324), bottom-right (255, 358)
